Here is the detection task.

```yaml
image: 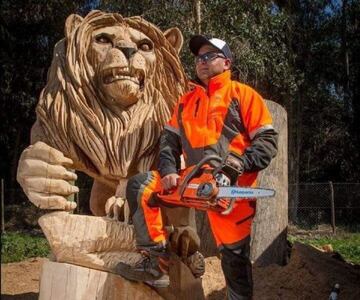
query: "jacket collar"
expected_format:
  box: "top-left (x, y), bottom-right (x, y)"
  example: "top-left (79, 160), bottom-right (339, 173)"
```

top-left (190, 70), bottom-right (232, 95)
top-left (208, 70), bottom-right (231, 95)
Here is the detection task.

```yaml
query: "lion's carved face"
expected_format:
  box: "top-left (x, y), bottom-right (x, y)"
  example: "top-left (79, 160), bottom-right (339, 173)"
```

top-left (35, 11), bottom-right (187, 187)
top-left (88, 25), bottom-right (156, 109)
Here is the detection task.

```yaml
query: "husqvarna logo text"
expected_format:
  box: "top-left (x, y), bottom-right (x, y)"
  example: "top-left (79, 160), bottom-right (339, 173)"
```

top-left (230, 189), bottom-right (253, 196)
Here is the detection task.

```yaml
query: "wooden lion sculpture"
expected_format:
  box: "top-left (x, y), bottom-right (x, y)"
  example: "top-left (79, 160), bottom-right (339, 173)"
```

top-left (16, 10), bottom-right (203, 290)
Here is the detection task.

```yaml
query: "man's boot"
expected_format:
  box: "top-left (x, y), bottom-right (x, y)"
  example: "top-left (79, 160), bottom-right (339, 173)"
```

top-left (115, 243), bottom-right (170, 288)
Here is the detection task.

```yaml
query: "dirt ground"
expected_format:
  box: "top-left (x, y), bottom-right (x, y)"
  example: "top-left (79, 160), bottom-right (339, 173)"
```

top-left (1, 257), bottom-right (46, 300)
top-left (2, 244), bottom-right (360, 300)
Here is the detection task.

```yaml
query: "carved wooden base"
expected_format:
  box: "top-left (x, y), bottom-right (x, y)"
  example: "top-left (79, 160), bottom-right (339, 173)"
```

top-left (39, 258), bottom-right (205, 300)
top-left (39, 261), bottom-right (163, 300)
top-left (38, 212), bottom-right (205, 299)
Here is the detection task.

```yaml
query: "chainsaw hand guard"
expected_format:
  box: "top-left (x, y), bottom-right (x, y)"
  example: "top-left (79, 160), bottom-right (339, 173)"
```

top-left (218, 151), bottom-right (245, 185)
top-left (214, 173), bottom-right (231, 187)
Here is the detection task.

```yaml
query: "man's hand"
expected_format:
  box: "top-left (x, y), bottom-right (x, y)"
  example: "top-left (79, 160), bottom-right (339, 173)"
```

top-left (219, 151), bottom-right (245, 185)
top-left (17, 141), bottom-right (78, 210)
top-left (161, 173), bottom-right (180, 191)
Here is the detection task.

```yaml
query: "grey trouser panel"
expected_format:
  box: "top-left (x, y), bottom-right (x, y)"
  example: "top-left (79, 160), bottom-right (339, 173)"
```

top-left (126, 171), bottom-right (160, 247)
top-left (220, 236), bottom-right (253, 300)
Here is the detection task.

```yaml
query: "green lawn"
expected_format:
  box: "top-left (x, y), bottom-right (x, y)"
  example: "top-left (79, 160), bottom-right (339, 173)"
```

top-left (2, 230), bottom-right (359, 265)
top-left (288, 232), bottom-right (360, 265)
top-left (1, 231), bottom-right (50, 263)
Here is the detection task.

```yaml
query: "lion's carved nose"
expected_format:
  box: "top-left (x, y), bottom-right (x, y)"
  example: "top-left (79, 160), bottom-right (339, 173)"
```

top-left (118, 47), bottom-right (137, 59)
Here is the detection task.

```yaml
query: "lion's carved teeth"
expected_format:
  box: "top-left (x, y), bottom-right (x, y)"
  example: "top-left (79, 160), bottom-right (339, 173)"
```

top-left (103, 67), bottom-right (142, 84)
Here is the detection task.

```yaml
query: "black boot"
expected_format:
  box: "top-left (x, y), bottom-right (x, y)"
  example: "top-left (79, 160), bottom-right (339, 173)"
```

top-left (115, 244), bottom-right (170, 288)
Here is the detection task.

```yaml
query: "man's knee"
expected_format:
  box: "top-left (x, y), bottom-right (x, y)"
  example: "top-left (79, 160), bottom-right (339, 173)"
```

top-left (126, 172), bottom-right (150, 214)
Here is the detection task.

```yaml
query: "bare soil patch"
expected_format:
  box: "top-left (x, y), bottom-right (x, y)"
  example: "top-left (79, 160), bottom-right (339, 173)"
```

top-left (2, 243), bottom-right (359, 300)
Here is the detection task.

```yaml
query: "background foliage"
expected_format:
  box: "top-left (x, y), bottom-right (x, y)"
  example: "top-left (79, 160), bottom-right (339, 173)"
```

top-left (1, 0), bottom-right (359, 217)
top-left (1, 231), bottom-right (50, 263)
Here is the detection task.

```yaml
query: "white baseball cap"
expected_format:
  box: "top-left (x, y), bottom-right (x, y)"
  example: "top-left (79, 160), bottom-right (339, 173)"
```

top-left (189, 35), bottom-right (233, 61)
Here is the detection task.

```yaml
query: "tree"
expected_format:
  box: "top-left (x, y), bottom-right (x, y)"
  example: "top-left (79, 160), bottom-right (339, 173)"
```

top-left (0, 0), bottom-right (90, 204)
top-left (2, 0), bottom-right (359, 221)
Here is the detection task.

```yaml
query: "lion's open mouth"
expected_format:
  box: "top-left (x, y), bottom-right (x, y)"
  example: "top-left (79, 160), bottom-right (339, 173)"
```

top-left (102, 67), bottom-right (144, 87)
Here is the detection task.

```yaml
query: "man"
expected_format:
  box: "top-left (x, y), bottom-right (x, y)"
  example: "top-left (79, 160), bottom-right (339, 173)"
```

top-left (116, 35), bottom-right (278, 299)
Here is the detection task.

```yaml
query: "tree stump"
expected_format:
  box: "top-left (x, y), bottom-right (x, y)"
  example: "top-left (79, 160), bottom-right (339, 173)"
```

top-left (251, 100), bottom-right (288, 266)
top-left (197, 100), bottom-right (288, 266)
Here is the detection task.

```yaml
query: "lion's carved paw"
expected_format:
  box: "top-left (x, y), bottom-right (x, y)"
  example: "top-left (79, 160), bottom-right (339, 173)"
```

top-left (17, 141), bottom-right (78, 211)
top-left (105, 196), bottom-right (125, 220)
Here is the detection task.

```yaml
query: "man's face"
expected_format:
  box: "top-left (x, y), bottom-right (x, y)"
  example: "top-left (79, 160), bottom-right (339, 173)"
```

top-left (195, 44), bottom-right (231, 84)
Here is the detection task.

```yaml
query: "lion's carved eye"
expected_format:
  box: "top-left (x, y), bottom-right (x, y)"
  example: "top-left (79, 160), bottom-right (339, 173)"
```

top-left (138, 39), bottom-right (153, 52)
top-left (95, 34), bottom-right (112, 44)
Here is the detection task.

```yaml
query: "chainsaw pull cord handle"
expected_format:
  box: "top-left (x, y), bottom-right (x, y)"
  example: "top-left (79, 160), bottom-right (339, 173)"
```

top-left (178, 155), bottom-right (222, 199)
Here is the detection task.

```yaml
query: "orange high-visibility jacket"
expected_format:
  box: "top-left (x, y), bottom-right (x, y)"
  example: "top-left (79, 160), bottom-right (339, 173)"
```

top-left (158, 70), bottom-right (278, 187)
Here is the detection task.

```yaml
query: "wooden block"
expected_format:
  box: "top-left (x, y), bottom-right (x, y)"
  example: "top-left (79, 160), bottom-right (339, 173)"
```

top-left (38, 212), bottom-right (139, 272)
top-left (155, 256), bottom-right (205, 300)
top-left (39, 261), bottom-right (164, 300)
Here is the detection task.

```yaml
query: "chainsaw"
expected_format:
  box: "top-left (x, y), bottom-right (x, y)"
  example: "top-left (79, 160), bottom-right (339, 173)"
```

top-left (157, 154), bottom-right (275, 215)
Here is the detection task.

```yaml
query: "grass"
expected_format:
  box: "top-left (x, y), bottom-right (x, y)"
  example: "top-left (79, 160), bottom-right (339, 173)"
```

top-left (1, 231), bottom-right (50, 263)
top-left (288, 232), bottom-right (360, 265)
top-left (1, 229), bottom-right (359, 265)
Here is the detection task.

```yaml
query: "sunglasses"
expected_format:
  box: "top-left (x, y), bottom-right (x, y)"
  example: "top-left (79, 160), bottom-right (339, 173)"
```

top-left (195, 51), bottom-right (226, 64)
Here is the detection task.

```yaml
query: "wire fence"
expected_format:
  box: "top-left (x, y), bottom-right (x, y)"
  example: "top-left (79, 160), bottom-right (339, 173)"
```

top-left (289, 182), bottom-right (360, 230)
top-left (1, 180), bottom-right (360, 232)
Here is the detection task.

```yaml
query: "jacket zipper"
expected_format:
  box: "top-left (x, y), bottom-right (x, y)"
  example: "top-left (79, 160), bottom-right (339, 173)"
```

top-left (194, 98), bottom-right (200, 117)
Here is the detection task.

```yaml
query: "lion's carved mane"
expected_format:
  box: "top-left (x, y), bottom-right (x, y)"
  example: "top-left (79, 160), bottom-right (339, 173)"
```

top-left (34, 10), bottom-right (187, 187)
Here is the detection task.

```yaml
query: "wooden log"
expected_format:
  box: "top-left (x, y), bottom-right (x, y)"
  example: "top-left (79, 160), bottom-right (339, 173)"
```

top-left (197, 100), bottom-right (288, 267)
top-left (38, 212), bottom-right (139, 272)
top-left (39, 259), bottom-right (205, 300)
top-left (156, 255), bottom-right (205, 300)
top-left (38, 212), bottom-right (205, 300)
top-left (39, 261), bottom-right (163, 300)
top-left (251, 100), bottom-right (288, 266)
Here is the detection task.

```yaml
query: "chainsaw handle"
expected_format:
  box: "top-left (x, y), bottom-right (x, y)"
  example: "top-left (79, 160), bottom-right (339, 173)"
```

top-left (178, 155), bottom-right (222, 198)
